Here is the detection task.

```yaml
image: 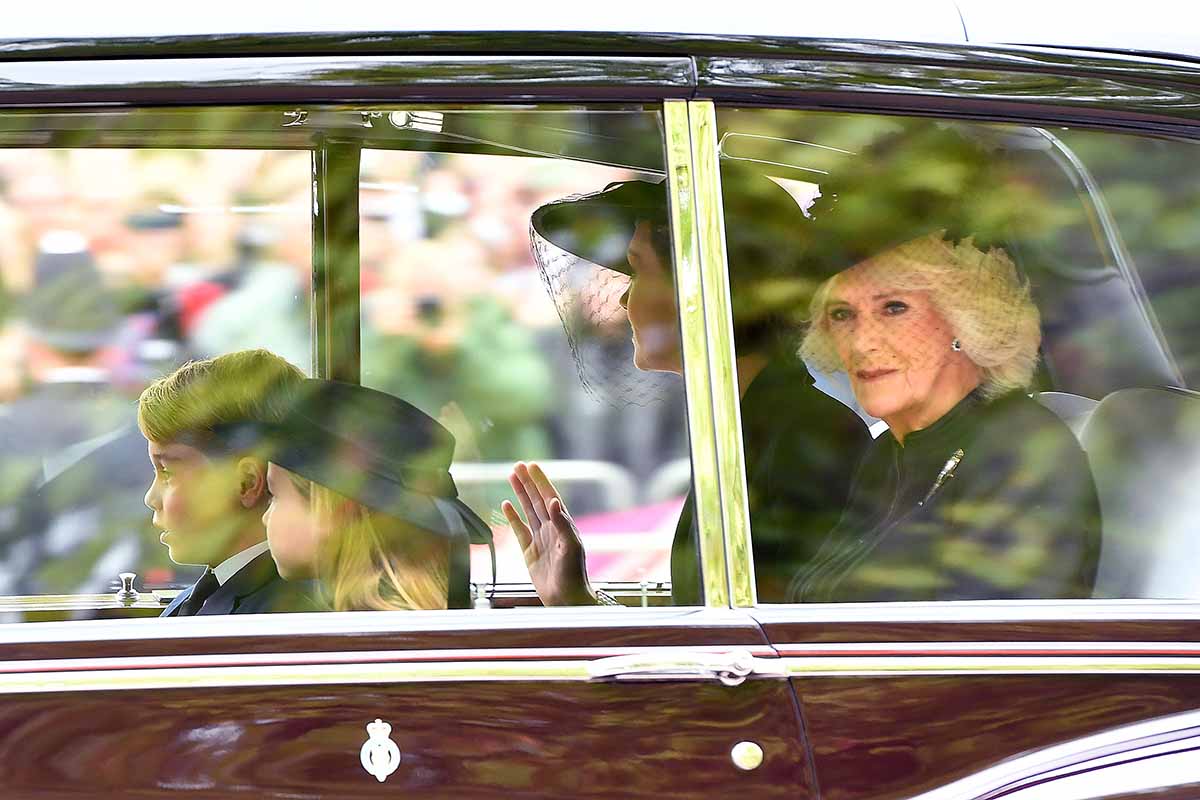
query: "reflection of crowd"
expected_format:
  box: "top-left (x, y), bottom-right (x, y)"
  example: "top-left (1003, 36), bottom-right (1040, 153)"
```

top-left (0, 147), bottom-right (686, 597)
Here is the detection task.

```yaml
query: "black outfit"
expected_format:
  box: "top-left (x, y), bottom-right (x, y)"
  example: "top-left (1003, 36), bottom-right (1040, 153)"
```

top-left (789, 389), bottom-right (1101, 602)
top-left (161, 551), bottom-right (322, 617)
top-left (670, 355), bottom-right (871, 604)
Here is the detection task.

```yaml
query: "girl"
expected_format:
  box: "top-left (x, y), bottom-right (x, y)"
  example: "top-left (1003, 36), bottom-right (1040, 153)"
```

top-left (259, 379), bottom-right (492, 611)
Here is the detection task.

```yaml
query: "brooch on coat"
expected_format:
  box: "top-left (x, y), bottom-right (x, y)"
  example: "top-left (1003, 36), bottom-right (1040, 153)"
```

top-left (918, 448), bottom-right (965, 506)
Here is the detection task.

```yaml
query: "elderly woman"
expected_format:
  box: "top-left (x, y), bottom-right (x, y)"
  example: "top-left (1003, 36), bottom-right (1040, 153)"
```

top-left (788, 231), bottom-right (1101, 602)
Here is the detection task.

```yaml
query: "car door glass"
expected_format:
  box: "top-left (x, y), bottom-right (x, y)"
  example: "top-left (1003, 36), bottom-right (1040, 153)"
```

top-left (0, 109), bottom-right (312, 618)
top-left (0, 105), bottom-right (697, 619)
top-left (715, 107), bottom-right (1199, 603)
top-left (356, 107), bottom-right (690, 606)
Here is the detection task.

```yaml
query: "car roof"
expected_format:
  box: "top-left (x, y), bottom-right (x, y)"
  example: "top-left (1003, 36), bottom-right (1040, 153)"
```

top-left (6, 0), bottom-right (1199, 61)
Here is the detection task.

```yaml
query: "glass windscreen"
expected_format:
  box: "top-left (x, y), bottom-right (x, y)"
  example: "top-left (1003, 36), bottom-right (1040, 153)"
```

top-left (714, 108), bottom-right (1199, 602)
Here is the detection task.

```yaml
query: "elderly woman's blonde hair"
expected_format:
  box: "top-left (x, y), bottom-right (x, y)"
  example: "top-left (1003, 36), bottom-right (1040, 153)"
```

top-left (800, 231), bottom-right (1041, 399)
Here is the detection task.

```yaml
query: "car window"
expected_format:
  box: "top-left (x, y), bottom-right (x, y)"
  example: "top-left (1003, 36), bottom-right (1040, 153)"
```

top-left (354, 108), bottom-right (687, 603)
top-left (0, 104), bottom-right (692, 619)
top-left (0, 127), bottom-right (312, 618)
top-left (714, 107), bottom-right (1200, 603)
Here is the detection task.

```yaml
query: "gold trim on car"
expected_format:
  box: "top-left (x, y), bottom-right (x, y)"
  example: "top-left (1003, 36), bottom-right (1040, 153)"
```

top-left (683, 99), bottom-right (757, 608)
top-left (0, 651), bottom-right (1197, 695)
top-left (0, 593), bottom-right (169, 612)
top-left (779, 655), bottom-right (1200, 677)
top-left (664, 98), bottom-right (731, 609)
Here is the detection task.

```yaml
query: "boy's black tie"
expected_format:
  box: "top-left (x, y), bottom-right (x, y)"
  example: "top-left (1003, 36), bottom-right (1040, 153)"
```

top-left (176, 569), bottom-right (219, 617)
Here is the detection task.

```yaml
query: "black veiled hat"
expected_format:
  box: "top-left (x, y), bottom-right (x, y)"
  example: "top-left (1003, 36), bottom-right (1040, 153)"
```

top-left (529, 167), bottom-right (836, 354)
top-left (263, 379), bottom-right (492, 548)
top-left (531, 178), bottom-right (670, 276)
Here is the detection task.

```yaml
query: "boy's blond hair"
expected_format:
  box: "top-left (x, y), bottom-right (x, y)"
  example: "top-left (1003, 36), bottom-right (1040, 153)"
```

top-left (138, 349), bottom-right (304, 449)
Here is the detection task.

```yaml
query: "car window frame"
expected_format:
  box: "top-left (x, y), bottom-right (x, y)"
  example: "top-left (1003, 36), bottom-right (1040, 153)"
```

top-left (689, 48), bottom-right (1200, 609)
top-left (0, 54), bottom-right (741, 617)
top-left (4, 37), bottom-right (1200, 619)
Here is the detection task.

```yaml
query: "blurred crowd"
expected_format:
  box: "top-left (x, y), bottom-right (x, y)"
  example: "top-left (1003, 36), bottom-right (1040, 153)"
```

top-left (0, 146), bottom-right (688, 596)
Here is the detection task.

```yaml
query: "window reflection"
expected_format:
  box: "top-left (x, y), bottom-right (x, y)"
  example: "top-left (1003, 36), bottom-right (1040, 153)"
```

top-left (718, 108), bottom-right (1200, 603)
top-left (0, 146), bottom-right (310, 613)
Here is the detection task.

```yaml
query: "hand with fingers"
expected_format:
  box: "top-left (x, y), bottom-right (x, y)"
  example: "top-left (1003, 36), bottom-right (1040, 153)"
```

top-left (502, 461), bottom-right (597, 606)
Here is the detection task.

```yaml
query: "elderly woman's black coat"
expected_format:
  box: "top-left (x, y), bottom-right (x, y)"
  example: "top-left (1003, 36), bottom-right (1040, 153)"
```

top-left (789, 389), bottom-right (1101, 602)
top-left (670, 354), bottom-right (871, 603)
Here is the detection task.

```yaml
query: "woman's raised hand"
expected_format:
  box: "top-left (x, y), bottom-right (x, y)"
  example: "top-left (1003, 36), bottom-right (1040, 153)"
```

top-left (501, 461), bottom-right (597, 606)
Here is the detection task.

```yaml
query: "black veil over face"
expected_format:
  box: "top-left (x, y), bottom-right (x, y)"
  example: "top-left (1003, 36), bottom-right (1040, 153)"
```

top-left (530, 180), bottom-right (680, 408)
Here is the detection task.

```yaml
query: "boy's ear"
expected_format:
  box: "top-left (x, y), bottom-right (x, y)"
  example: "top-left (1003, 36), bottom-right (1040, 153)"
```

top-left (235, 457), bottom-right (268, 508)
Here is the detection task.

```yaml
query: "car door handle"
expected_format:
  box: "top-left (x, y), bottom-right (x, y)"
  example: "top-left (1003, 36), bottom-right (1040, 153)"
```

top-left (587, 649), bottom-right (787, 686)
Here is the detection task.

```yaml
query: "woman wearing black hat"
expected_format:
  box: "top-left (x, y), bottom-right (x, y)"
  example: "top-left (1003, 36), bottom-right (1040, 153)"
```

top-left (260, 379), bottom-right (493, 611)
top-left (787, 230), bottom-right (1100, 601)
top-left (503, 168), bottom-right (872, 605)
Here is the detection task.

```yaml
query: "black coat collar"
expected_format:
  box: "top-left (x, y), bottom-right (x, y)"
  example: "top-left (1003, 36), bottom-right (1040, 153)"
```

top-left (197, 550), bottom-right (281, 615)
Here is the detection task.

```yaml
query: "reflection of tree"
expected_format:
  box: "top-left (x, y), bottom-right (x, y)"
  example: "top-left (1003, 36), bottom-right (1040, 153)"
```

top-left (716, 109), bottom-right (1199, 392)
top-left (1062, 131), bottom-right (1200, 384)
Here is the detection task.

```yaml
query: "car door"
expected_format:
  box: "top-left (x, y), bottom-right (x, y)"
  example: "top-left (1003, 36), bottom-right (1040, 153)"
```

top-left (690, 43), bottom-right (1200, 800)
top-left (0, 51), bottom-right (816, 797)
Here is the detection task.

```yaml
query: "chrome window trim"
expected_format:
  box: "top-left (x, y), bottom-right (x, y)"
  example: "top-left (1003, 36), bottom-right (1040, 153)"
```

top-left (695, 55), bottom-right (1200, 138)
top-left (5, 641), bottom-right (1198, 674)
top-left (774, 641), bottom-right (1200, 656)
top-left (3, 601), bottom-right (1199, 646)
top-left (2, 32), bottom-right (1198, 76)
top-left (676, 103), bottom-right (758, 609)
top-left (777, 655), bottom-right (1200, 677)
top-left (0, 55), bottom-right (694, 106)
top-left (0, 660), bottom-right (599, 694)
top-left (1, 649), bottom-right (1198, 695)
top-left (750, 599), bottom-right (1200, 622)
top-left (664, 99), bottom-right (730, 608)
top-left (0, 606), bottom-right (759, 644)
top-left (682, 100), bottom-right (757, 607)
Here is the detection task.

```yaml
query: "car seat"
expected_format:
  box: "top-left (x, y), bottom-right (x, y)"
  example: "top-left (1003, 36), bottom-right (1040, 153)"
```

top-left (1079, 387), bottom-right (1200, 599)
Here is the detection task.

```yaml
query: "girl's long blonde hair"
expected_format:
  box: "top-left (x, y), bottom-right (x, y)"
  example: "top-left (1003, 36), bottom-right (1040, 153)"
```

top-left (290, 472), bottom-right (450, 611)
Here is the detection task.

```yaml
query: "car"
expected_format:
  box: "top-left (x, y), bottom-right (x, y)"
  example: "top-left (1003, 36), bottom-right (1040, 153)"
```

top-left (0, 6), bottom-right (1198, 798)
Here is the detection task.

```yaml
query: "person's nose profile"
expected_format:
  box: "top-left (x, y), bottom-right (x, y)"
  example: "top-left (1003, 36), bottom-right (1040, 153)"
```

top-left (143, 480), bottom-right (160, 512)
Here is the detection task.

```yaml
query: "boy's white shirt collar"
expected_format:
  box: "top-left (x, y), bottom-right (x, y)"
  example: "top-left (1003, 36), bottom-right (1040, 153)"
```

top-left (213, 540), bottom-right (271, 585)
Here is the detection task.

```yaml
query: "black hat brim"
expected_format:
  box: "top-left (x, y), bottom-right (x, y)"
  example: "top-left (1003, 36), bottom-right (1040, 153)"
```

top-left (260, 379), bottom-right (492, 547)
top-left (530, 179), bottom-right (668, 276)
top-left (269, 437), bottom-right (492, 546)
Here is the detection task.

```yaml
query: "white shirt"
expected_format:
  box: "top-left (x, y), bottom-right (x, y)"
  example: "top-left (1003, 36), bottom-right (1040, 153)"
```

top-left (213, 540), bottom-right (271, 585)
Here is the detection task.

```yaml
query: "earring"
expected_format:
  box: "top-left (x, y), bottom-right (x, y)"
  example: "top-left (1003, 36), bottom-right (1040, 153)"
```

top-left (951, 338), bottom-right (962, 352)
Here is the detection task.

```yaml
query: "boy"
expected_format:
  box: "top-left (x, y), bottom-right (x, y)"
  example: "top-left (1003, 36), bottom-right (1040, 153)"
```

top-left (139, 349), bottom-right (318, 616)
